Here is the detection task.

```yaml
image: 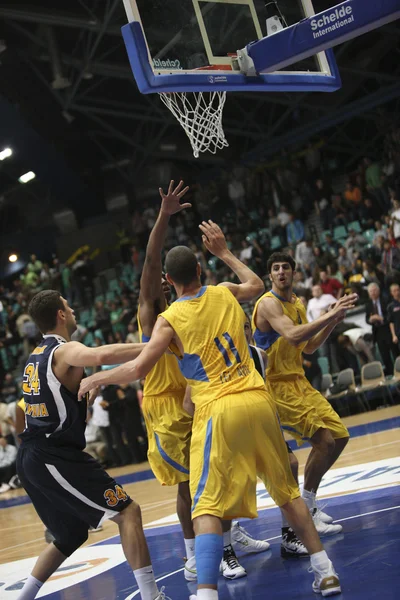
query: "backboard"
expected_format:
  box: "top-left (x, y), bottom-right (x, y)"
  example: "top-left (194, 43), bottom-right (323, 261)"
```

top-left (122, 0), bottom-right (341, 93)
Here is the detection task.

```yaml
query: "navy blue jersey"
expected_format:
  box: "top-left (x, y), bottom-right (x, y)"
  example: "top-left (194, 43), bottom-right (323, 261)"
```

top-left (20, 334), bottom-right (87, 449)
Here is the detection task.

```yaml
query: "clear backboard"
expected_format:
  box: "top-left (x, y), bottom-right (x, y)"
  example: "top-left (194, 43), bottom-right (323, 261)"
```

top-left (122, 0), bottom-right (341, 93)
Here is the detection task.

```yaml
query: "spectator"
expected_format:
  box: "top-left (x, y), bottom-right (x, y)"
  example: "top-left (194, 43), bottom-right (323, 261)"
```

top-left (295, 238), bottom-right (314, 271)
top-left (319, 270), bottom-right (343, 298)
top-left (381, 239), bottom-right (400, 280)
top-left (94, 301), bottom-right (112, 341)
top-left (366, 283), bottom-right (398, 375)
top-left (324, 234), bottom-right (339, 257)
top-left (239, 239), bottom-right (253, 262)
top-left (391, 198), bottom-right (400, 238)
top-left (336, 328), bottom-right (374, 373)
top-left (1, 373), bottom-right (19, 404)
top-left (286, 213), bottom-right (305, 246)
top-left (373, 221), bottom-right (388, 243)
top-left (277, 205), bottom-right (290, 228)
top-left (0, 435), bottom-right (17, 493)
top-left (306, 285), bottom-right (337, 322)
top-left (344, 181), bottom-right (362, 216)
top-left (337, 247), bottom-right (352, 271)
top-left (345, 228), bottom-right (368, 261)
top-left (27, 254), bottom-right (43, 275)
top-left (387, 283), bottom-right (400, 350)
top-left (359, 197), bottom-right (381, 228)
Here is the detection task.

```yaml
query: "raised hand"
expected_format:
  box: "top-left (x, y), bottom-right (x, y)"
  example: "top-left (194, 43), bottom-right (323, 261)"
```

top-left (159, 180), bottom-right (191, 216)
top-left (199, 220), bottom-right (229, 258)
top-left (331, 293), bottom-right (358, 321)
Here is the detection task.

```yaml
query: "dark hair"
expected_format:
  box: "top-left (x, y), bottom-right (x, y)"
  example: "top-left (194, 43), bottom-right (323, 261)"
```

top-left (28, 290), bottom-right (65, 334)
top-left (165, 246), bottom-right (199, 286)
top-left (267, 252), bottom-right (296, 274)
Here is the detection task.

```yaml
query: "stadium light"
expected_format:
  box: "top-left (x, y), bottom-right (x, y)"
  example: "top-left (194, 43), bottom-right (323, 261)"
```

top-left (0, 148), bottom-right (12, 161)
top-left (8, 254), bottom-right (18, 263)
top-left (18, 171), bottom-right (36, 184)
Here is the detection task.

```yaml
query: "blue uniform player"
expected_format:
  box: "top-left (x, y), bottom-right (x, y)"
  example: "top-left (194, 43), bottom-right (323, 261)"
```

top-left (16, 290), bottom-right (170, 600)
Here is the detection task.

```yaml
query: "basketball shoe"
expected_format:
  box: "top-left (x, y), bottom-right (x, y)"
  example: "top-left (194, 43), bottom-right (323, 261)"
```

top-left (310, 561), bottom-right (341, 596)
top-left (281, 527), bottom-right (308, 558)
top-left (231, 521), bottom-right (270, 554)
top-left (220, 545), bottom-right (247, 579)
top-left (312, 509), bottom-right (342, 536)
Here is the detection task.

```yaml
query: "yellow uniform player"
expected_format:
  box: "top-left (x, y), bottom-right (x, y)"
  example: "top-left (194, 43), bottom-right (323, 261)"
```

top-left (253, 252), bottom-right (355, 537)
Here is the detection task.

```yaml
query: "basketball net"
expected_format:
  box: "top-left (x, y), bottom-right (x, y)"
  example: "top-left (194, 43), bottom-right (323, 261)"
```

top-left (159, 65), bottom-right (232, 158)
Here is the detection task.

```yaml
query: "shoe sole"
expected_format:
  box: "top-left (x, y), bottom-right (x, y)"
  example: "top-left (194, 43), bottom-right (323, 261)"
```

top-left (281, 547), bottom-right (309, 559)
top-left (184, 569), bottom-right (197, 582)
top-left (222, 570), bottom-right (247, 580)
top-left (236, 544), bottom-right (270, 554)
top-left (313, 577), bottom-right (341, 596)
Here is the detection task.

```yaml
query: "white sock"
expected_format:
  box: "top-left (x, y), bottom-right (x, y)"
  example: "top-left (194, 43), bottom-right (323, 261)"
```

top-left (310, 550), bottom-right (330, 572)
top-left (16, 575), bottom-right (43, 600)
top-left (184, 538), bottom-right (196, 559)
top-left (223, 529), bottom-right (231, 548)
top-left (133, 565), bottom-right (159, 600)
top-left (197, 589), bottom-right (219, 600)
top-left (302, 488), bottom-right (316, 511)
top-left (280, 509), bottom-right (289, 528)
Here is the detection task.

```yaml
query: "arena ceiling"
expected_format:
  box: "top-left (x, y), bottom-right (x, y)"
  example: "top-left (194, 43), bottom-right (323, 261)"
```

top-left (0, 0), bottom-right (399, 230)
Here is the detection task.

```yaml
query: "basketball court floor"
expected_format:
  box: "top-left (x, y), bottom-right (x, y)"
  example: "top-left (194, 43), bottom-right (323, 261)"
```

top-left (1, 405), bottom-right (399, 599)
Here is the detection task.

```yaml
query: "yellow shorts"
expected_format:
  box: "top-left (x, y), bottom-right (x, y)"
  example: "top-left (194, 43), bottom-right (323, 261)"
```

top-left (267, 377), bottom-right (349, 447)
top-left (190, 390), bottom-right (300, 520)
top-left (142, 394), bottom-right (193, 486)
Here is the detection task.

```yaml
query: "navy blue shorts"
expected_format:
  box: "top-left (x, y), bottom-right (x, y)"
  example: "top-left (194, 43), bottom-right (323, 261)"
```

top-left (17, 442), bottom-right (132, 547)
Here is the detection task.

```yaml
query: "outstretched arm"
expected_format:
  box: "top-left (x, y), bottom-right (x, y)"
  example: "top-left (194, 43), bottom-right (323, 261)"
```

top-left (199, 220), bottom-right (264, 302)
top-left (139, 181), bottom-right (190, 330)
top-left (56, 341), bottom-right (147, 368)
top-left (78, 317), bottom-right (175, 397)
top-left (257, 294), bottom-right (358, 347)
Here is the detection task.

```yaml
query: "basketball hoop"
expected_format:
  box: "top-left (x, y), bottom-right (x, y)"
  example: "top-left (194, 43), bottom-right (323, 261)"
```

top-left (159, 90), bottom-right (228, 158)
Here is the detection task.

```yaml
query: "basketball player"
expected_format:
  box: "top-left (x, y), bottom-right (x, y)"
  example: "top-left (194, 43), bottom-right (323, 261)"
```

top-left (137, 181), bottom-right (267, 582)
top-left (16, 290), bottom-right (168, 600)
top-left (80, 222), bottom-right (350, 598)
top-left (252, 252), bottom-right (353, 535)
top-left (244, 314), bottom-right (308, 558)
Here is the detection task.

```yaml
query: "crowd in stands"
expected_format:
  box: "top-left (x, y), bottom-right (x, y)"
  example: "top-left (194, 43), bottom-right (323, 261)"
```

top-left (0, 127), bottom-right (399, 490)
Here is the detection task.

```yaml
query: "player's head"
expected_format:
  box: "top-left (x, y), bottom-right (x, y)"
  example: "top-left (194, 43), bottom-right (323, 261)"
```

top-left (267, 252), bottom-right (296, 291)
top-left (244, 312), bottom-right (253, 344)
top-left (28, 290), bottom-right (77, 336)
top-left (161, 271), bottom-right (171, 302)
top-left (165, 246), bottom-right (200, 288)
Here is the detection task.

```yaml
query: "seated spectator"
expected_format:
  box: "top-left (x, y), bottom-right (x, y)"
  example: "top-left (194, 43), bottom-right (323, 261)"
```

top-left (0, 435), bottom-right (17, 493)
top-left (319, 270), bottom-right (343, 298)
top-left (293, 271), bottom-right (311, 296)
top-left (381, 239), bottom-right (400, 282)
top-left (373, 221), bottom-right (388, 244)
top-left (327, 261), bottom-right (344, 284)
top-left (239, 239), bottom-right (253, 262)
top-left (306, 284), bottom-right (337, 322)
top-left (359, 197), bottom-right (381, 228)
top-left (27, 254), bottom-right (43, 275)
top-left (338, 246), bottom-right (352, 271)
top-left (286, 213), bottom-right (305, 246)
top-left (366, 283), bottom-right (398, 375)
top-left (295, 239), bottom-right (314, 271)
top-left (388, 283), bottom-right (400, 350)
top-left (1, 373), bottom-right (19, 404)
top-left (362, 260), bottom-right (384, 287)
top-left (345, 228), bottom-right (368, 261)
top-left (344, 181), bottom-right (362, 216)
top-left (85, 411), bottom-right (107, 465)
top-left (125, 322), bottom-right (140, 344)
top-left (331, 194), bottom-right (348, 227)
top-left (324, 234), bottom-right (339, 256)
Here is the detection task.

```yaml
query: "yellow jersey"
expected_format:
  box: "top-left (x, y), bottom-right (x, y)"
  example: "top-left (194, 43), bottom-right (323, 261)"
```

top-left (160, 285), bottom-right (265, 408)
top-left (137, 306), bottom-right (186, 397)
top-left (252, 290), bottom-right (308, 381)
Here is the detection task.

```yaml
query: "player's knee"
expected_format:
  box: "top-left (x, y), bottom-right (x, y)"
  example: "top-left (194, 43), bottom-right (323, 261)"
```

top-left (122, 499), bottom-right (143, 526)
top-left (315, 431), bottom-right (335, 456)
top-left (336, 435), bottom-right (349, 450)
top-left (54, 528), bottom-right (89, 557)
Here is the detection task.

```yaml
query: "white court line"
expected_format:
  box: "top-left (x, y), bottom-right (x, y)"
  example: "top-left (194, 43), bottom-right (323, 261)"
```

top-left (298, 439), bottom-right (400, 468)
top-left (0, 522), bottom-right (44, 533)
top-left (123, 501), bottom-right (400, 599)
top-left (335, 505), bottom-right (400, 523)
top-left (0, 537), bottom-right (44, 554)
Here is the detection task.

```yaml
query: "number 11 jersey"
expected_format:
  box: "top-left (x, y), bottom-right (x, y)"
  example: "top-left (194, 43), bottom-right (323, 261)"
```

top-left (160, 285), bottom-right (265, 409)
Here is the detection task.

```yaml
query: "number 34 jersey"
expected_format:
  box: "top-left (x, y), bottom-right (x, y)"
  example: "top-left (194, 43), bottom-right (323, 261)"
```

top-left (160, 285), bottom-right (265, 409)
top-left (20, 334), bottom-right (87, 449)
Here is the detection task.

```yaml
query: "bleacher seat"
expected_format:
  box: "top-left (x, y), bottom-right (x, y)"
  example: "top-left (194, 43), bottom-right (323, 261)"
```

top-left (333, 225), bottom-right (347, 242)
top-left (348, 221), bottom-right (362, 233)
top-left (270, 236), bottom-right (281, 250)
top-left (360, 361), bottom-right (394, 405)
top-left (317, 356), bottom-right (330, 375)
top-left (363, 229), bottom-right (375, 243)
